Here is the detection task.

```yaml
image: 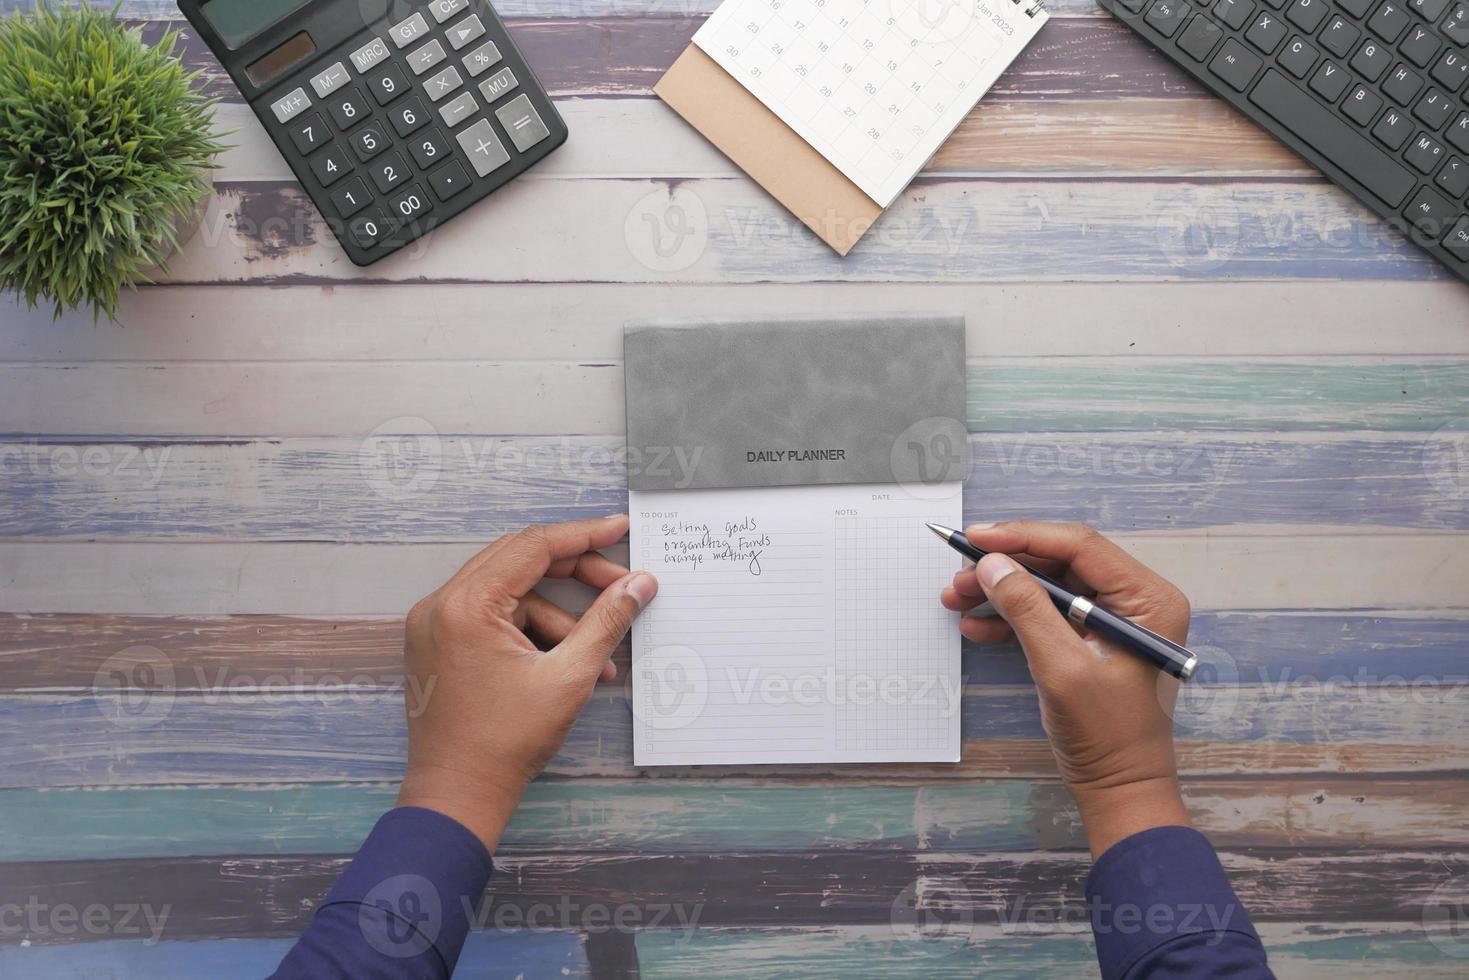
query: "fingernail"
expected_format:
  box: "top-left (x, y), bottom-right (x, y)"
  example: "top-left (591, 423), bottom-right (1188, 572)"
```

top-left (966, 522), bottom-right (995, 533)
top-left (605, 513), bottom-right (629, 522)
top-left (976, 554), bottom-right (1016, 590)
top-left (625, 571), bottom-right (658, 608)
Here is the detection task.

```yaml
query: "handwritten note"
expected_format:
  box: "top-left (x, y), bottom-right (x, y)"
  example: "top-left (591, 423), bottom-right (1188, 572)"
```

top-left (630, 481), bottom-right (963, 766)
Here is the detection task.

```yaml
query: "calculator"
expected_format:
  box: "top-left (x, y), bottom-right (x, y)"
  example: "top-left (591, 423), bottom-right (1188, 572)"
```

top-left (178, 0), bottom-right (568, 265)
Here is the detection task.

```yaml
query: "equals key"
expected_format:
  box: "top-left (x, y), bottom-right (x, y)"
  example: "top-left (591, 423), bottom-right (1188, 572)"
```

top-left (494, 94), bottom-right (551, 152)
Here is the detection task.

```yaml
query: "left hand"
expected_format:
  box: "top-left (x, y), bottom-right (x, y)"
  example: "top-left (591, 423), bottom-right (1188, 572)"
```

top-left (395, 515), bottom-right (657, 851)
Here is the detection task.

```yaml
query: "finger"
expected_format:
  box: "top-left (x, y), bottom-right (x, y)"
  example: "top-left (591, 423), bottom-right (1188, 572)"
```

top-left (959, 615), bottom-right (1014, 645)
top-left (965, 522), bottom-right (1164, 597)
top-left (472, 515), bottom-right (631, 598)
top-left (519, 591), bottom-right (578, 647)
top-left (976, 554), bottom-right (1090, 678)
top-left (546, 551), bottom-right (630, 590)
top-left (941, 585), bottom-right (990, 612)
top-left (554, 571), bottom-right (658, 681)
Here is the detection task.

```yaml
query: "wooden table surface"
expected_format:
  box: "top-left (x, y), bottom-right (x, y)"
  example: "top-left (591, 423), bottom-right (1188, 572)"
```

top-left (4, 0), bottom-right (1469, 976)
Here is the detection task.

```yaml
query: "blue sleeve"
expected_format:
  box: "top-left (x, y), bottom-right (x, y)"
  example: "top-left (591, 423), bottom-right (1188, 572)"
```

top-left (270, 806), bottom-right (494, 980)
top-left (1086, 825), bottom-right (1274, 980)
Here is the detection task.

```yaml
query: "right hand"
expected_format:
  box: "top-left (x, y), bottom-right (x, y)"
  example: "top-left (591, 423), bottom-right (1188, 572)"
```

top-left (940, 521), bottom-right (1193, 857)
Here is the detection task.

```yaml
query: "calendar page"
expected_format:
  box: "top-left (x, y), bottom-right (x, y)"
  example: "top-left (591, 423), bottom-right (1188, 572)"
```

top-left (694, 0), bottom-right (1048, 207)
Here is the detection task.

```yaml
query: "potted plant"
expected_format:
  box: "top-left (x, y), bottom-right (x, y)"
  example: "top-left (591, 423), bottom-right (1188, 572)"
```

top-left (0, 2), bottom-right (226, 322)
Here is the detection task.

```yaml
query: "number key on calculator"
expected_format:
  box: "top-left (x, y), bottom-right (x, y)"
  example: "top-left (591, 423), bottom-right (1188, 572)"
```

top-left (179, 0), bottom-right (567, 266)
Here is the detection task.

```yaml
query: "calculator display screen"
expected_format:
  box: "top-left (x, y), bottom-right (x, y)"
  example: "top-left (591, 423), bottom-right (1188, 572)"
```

top-left (203, 0), bottom-right (314, 48)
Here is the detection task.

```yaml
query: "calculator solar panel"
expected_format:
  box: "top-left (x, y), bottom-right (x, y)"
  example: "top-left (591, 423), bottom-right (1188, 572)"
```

top-left (180, 0), bottom-right (567, 266)
top-left (1100, 0), bottom-right (1469, 282)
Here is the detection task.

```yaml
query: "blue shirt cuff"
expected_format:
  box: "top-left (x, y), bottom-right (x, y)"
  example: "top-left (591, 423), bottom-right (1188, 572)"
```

top-left (1085, 825), bottom-right (1263, 980)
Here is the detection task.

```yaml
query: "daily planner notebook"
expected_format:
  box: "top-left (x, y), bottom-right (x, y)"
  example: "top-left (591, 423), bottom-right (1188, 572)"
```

top-left (625, 314), bottom-right (969, 766)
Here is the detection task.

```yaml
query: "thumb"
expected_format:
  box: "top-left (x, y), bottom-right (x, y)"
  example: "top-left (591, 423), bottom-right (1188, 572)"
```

top-left (976, 554), bottom-right (1087, 672)
top-left (555, 571), bottom-right (658, 679)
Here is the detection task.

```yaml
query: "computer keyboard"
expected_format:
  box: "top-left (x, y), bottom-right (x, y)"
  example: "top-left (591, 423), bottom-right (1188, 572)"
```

top-left (1101, 0), bottom-right (1469, 281)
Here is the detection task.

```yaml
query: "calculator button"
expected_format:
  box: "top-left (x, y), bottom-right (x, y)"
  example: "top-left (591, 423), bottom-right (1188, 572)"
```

top-left (390, 11), bottom-right (432, 49)
top-left (349, 209), bottom-right (393, 248)
top-left (446, 14), bottom-right (486, 49)
top-left (389, 97), bottom-right (432, 137)
top-left (350, 37), bottom-right (391, 74)
top-left (407, 39), bottom-right (447, 76)
top-left (270, 87), bottom-right (312, 124)
top-left (308, 143), bottom-right (354, 187)
top-left (369, 63), bottom-right (411, 106)
top-left (329, 176), bottom-right (373, 218)
top-left (438, 91), bottom-right (479, 128)
top-left (351, 122), bottom-right (392, 161)
top-left (424, 66), bottom-right (465, 101)
top-left (328, 87), bottom-right (371, 130)
top-left (495, 94), bottom-right (550, 152)
top-left (429, 160), bottom-right (472, 201)
top-left (411, 128), bottom-right (453, 168)
top-left (369, 151), bottom-right (412, 193)
top-left (288, 112), bottom-right (330, 154)
top-left (309, 63), bottom-right (351, 98)
top-left (462, 40), bottom-right (503, 76)
top-left (428, 0), bottom-right (470, 22)
top-left (478, 67), bottom-right (518, 102)
top-left (390, 183), bottom-right (434, 223)
top-left (456, 118), bottom-right (510, 175)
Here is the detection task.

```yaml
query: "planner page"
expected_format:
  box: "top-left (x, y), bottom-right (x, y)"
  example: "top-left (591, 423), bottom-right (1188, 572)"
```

top-left (629, 481), bottom-right (963, 766)
top-left (693, 0), bottom-right (1048, 207)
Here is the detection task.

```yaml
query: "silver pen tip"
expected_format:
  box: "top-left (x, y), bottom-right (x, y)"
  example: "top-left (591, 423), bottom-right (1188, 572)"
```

top-left (925, 522), bottom-right (952, 540)
top-left (1179, 654), bottom-right (1200, 682)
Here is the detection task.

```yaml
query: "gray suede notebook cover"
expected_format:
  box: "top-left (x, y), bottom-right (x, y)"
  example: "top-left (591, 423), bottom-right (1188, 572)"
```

top-left (624, 313), bottom-right (968, 492)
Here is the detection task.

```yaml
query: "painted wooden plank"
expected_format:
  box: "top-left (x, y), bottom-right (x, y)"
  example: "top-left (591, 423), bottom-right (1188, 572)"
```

top-left (6, 283), bottom-right (1469, 362)
top-left (6, 611), bottom-right (1465, 692)
top-left (1, 533), bottom-right (1465, 614)
top-left (2, 682), bottom-right (1465, 787)
top-left (5, 361), bottom-right (1467, 438)
top-left (5, 776), bottom-right (1468, 863)
top-left (4, 433), bottom-right (1468, 541)
top-left (147, 178), bottom-right (1441, 283)
top-left (1, 851), bottom-right (1464, 942)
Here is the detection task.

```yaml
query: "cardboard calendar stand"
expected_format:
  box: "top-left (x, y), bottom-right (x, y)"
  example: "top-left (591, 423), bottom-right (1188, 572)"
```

top-left (654, 45), bottom-right (884, 256)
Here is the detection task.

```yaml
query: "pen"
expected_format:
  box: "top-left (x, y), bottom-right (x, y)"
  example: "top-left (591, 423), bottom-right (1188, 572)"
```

top-left (925, 523), bottom-right (1199, 681)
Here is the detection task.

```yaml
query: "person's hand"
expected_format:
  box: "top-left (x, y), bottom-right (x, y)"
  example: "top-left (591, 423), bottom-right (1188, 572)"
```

top-left (396, 515), bottom-right (657, 852)
top-left (940, 521), bottom-right (1192, 857)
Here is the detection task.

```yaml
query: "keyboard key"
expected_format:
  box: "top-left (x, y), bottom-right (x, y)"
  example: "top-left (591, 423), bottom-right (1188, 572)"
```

top-left (1416, 90), bottom-right (1455, 129)
top-left (1146, 0), bottom-right (1191, 35)
top-left (1213, 0), bottom-right (1253, 27)
top-left (1178, 14), bottom-right (1223, 59)
top-left (1406, 133), bottom-right (1447, 173)
top-left (456, 118), bottom-right (511, 175)
top-left (1399, 26), bottom-right (1441, 69)
top-left (411, 128), bottom-right (453, 169)
top-left (1278, 36), bottom-right (1317, 77)
top-left (424, 66), bottom-right (465, 102)
top-left (388, 97), bottom-right (431, 137)
top-left (495, 94), bottom-right (552, 152)
top-left (1350, 40), bottom-right (1392, 81)
top-left (368, 63), bottom-right (411, 106)
top-left (350, 122), bottom-right (391, 161)
top-left (428, 0), bottom-right (470, 22)
top-left (1430, 49), bottom-right (1468, 92)
top-left (309, 62), bottom-right (351, 99)
top-left (1211, 37), bottom-right (1264, 89)
top-left (270, 87), bottom-right (312, 124)
top-left (462, 40), bottom-right (504, 77)
top-left (1444, 3), bottom-right (1469, 44)
top-left (1371, 107), bottom-right (1414, 149)
top-left (1246, 10), bottom-right (1287, 51)
top-left (428, 160), bottom-right (472, 201)
top-left (349, 37), bottom-right (391, 75)
top-left (1319, 17), bottom-right (1359, 58)
top-left (478, 66), bottom-right (519, 102)
top-left (1339, 0), bottom-right (1373, 13)
top-left (1367, 1), bottom-right (1410, 41)
top-left (1444, 215), bottom-right (1469, 260)
top-left (407, 40), bottom-right (448, 76)
top-left (368, 151), bottom-right (411, 193)
top-left (389, 184), bottom-right (434, 223)
top-left (1285, 0), bottom-right (1327, 32)
top-left (1382, 64), bottom-right (1423, 104)
top-left (1409, 0), bottom-right (1450, 18)
top-left (1249, 70), bottom-right (1414, 206)
top-left (447, 14), bottom-right (487, 49)
top-left (329, 176), bottom-right (372, 218)
top-left (1343, 84), bottom-right (1383, 125)
top-left (288, 112), bottom-right (329, 155)
top-left (348, 210), bottom-right (392, 249)
top-left (390, 11), bottom-right (431, 49)
top-left (1405, 186), bottom-right (1458, 236)
top-left (1437, 156), bottom-right (1469, 198)
top-left (438, 91), bottom-right (479, 128)
top-left (308, 142), bottom-right (353, 187)
top-left (1451, 114), bottom-right (1469, 153)
top-left (327, 87), bottom-right (370, 130)
top-left (1309, 60), bottom-right (1351, 100)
